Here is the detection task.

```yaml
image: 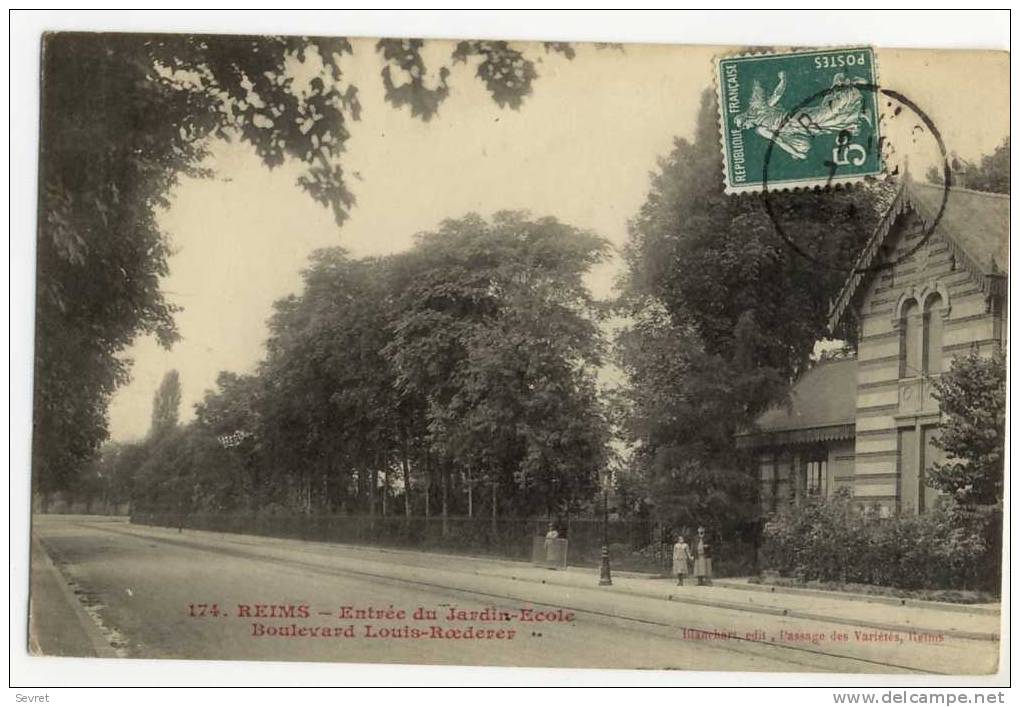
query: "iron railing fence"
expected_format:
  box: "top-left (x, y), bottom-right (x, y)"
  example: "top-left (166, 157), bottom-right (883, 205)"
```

top-left (130, 511), bottom-right (757, 575)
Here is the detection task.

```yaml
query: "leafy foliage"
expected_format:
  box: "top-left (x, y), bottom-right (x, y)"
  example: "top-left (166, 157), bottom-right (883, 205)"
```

top-left (35, 33), bottom-right (575, 496)
top-left (258, 251), bottom-right (402, 513)
top-left (131, 214), bottom-right (611, 520)
top-left (928, 350), bottom-right (1007, 506)
top-left (150, 370), bottom-right (182, 439)
top-left (388, 213), bottom-right (611, 517)
top-left (615, 89), bottom-right (886, 530)
top-left (762, 488), bottom-right (1000, 592)
top-left (193, 371), bottom-right (265, 510)
top-left (613, 302), bottom-right (761, 530)
top-left (133, 424), bottom-right (248, 517)
top-left (58, 440), bottom-right (142, 513)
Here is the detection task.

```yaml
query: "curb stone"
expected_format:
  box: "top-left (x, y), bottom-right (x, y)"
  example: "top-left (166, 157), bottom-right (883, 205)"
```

top-left (711, 578), bottom-right (1001, 616)
top-left (481, 569), bottom-right (999, 643)
top-left (31, 535), bottom-right (119, 658)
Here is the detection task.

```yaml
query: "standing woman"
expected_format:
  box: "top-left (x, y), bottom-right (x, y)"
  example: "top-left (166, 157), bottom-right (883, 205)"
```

top-left (672, 534), bottom-right (693, 586)
top-left (544, 523), bottom-right (560, 565)
top-left (694, 526), bottom-right (713, 586)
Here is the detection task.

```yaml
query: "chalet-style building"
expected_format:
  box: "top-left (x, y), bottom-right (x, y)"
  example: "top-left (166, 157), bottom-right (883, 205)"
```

top-left (737, 176), bottom-right (1008, 517)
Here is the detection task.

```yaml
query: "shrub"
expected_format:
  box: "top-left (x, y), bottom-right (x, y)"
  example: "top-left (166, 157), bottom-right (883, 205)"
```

top-left (761, 488), bottom-right (1000, 593)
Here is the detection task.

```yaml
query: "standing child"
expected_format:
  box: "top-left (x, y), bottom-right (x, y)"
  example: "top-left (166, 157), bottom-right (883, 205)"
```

top-left (672, 534), bottom-right (693, 586)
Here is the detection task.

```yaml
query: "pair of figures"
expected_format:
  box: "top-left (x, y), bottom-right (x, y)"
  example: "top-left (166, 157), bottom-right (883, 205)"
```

top-left (672, 527), bottom-right (711, 586)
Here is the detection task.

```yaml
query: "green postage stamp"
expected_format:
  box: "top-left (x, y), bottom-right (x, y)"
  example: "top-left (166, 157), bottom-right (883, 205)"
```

top-left (716, 47), bottom-right (882, 193)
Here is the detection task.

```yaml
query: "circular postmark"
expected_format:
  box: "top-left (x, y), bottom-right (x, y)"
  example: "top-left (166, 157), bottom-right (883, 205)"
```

top-left (760, 82), bottom-right (950, 275)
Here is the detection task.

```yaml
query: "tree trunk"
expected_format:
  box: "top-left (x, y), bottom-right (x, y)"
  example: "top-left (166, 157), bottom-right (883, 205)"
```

top-left (252, 462), bottom-right (262, 515)
top-left (370, 466), bottom-right (378, 517)
top-left (400, 427), bottom-right (412, 517)
top-left (441, 464), bottom-right (449, 536)
top-left (467, 469), bottom-right (474, 518)
top-left (424, 451), bottom-right (431, 520)
top-left (382, 462), bottom-right (389, 517)
top-left (305, 473), bottom-right (312, 515)
top-left (490, 478), bottom-right (498, 535)
top-left (356, 468), bottom-right (365, 513)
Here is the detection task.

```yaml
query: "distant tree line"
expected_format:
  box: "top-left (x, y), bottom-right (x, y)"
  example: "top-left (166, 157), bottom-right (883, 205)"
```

top-left (927, 138), bottom-right (1010, 194)
top-left (95, 213), bottom-right (611, 522)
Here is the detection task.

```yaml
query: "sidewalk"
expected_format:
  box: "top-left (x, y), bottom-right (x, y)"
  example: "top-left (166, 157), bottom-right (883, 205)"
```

top-left (104, 520), bottom-right (1000, 643)
top-left (709, 577), bottom-right (1000, 616)
top-left (345, 544), bottom-right (1000, 642)
top-left (29, 537), bottom-right (117, 658)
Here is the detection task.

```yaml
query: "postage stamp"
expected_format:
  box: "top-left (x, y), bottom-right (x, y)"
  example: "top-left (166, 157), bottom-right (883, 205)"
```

top-left (716, 46), bottom-right (882, 193)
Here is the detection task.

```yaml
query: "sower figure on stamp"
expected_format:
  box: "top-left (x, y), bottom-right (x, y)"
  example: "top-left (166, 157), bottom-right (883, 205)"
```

top-left (694, 526), bottom-right (713, 586)
top-left (733, 71), bottom-right (872, 161)
top-left (672, 534), bottom-right (694, 586)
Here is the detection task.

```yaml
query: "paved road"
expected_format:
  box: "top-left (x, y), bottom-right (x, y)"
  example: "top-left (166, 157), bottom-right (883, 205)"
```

top-left (29, 516), bottom-right (998, 674)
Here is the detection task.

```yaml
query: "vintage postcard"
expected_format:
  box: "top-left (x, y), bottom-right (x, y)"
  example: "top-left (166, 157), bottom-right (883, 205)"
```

top-left (25, 30), bottom-right (1008, 680)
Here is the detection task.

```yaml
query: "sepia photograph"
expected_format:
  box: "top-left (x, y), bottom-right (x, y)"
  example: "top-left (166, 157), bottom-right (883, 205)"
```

top-left (13, 10), bottom-right (1010, 689)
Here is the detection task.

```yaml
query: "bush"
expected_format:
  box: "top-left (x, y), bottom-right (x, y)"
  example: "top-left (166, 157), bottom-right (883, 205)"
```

top-left (761, 488), bottom-right (1000, 593)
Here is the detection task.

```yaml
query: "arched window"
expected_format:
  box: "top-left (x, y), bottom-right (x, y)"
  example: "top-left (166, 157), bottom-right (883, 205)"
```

top-left (923, 294), bottom-right (944, 375)
top-left (901, 298), bottom-right (921, 378)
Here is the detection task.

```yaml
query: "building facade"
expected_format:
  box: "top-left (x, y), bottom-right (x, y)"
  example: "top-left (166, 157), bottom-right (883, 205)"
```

top-left (738, 178), bottom-right (1008, 516)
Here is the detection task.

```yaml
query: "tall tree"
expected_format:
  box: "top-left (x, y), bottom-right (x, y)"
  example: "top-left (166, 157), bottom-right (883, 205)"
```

top-left (193, 371), bottom-right (266, 510)
top-left (258, 250), bottom-right (403, 514)
top-left (35, 33), bottom-right (577, 495)
top-left (133, 423), bottom-right (246, 519)
top-left (95, 441), bottom-right (146, 511)
top-left (617, 89), bottom-right (885, 528)
top-left (150, 370), bottom-right (182, 439)
top-left (389, 212), bottom-right (611, 518)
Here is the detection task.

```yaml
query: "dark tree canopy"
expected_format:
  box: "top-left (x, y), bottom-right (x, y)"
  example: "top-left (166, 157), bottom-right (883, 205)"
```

top-left (139, 213), bottom-right (612, 520)
top-left (967, 138), bottom-right (1011, 194)
top-left (34, 33), bottom-right (575, 495)
top-left (388, 213), bottom-right (611, 516)
top-left (616, 89), bottom-right (887, 528)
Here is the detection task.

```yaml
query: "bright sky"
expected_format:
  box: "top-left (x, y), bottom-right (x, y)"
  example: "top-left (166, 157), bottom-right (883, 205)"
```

top-left (107, 41), bottom-right (1009, 442)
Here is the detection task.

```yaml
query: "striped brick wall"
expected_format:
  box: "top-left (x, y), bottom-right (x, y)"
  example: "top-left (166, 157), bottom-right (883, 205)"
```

top-left (851, 210), bottom-right (1004, 513)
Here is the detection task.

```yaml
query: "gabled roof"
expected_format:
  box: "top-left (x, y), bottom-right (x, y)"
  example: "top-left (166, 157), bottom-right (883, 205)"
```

top-left (736, 358), bottom-right (857, 448)
top-left (828, 178), bottom-right (1009, 332)
top-left (911, 181), bottom-right (1009, 275)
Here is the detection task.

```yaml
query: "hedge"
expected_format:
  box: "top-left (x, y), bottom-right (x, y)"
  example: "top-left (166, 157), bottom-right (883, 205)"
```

top-left (760, 488), bottom-right (1001, 593)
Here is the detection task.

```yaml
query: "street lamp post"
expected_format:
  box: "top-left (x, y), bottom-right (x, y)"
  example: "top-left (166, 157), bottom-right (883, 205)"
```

top-left (598, 473), bottom-right (612, 586)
